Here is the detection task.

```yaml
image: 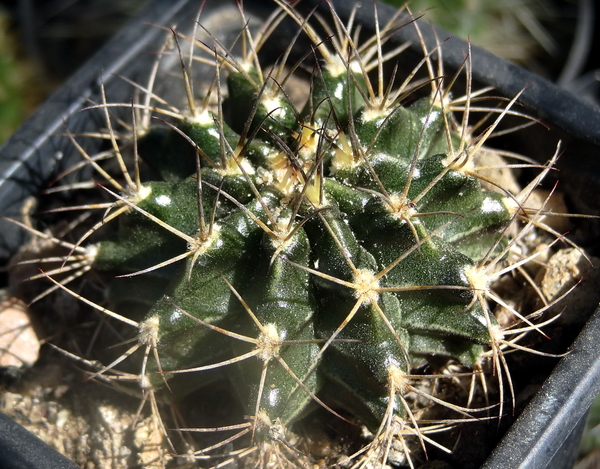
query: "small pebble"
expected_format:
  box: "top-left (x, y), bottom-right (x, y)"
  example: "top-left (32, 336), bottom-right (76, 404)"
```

top-left (0, 296), bottom-right (40, 367)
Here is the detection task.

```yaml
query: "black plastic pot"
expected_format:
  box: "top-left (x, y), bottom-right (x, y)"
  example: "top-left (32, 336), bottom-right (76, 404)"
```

top-left (0, 411), bottom-right (80, 469)
top-left (1, 1), bottom-right (599, 468)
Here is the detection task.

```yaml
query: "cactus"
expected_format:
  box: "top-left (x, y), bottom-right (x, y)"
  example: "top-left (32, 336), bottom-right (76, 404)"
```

top-left (9, 1), bottom-right (583, 467)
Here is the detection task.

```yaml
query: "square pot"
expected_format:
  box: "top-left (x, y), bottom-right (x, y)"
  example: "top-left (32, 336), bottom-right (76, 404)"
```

top-left (1, 1), bottom-right (599, 468)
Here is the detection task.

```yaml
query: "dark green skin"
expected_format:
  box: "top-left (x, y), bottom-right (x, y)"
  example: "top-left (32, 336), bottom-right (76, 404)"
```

top-left (89, 60), bottom-right (511, 434)
top-left (230, 227), bottom-right (320, 427)
top-left (226, 68), bottom-right (299, 143)
top-left (306, 66), bottom-right (367, 128)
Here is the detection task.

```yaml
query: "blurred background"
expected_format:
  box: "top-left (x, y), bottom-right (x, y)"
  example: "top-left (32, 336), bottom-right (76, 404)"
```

top-left (0, 0), bottom-right (150, 142)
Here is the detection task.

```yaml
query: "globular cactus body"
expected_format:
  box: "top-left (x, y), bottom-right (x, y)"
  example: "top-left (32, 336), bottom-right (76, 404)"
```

top-left (89, 39), bottom-right (508, 431)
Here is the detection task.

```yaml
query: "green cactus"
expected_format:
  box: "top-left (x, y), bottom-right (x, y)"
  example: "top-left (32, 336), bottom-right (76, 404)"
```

top-left (13, 1), bottom-right (576, 467)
